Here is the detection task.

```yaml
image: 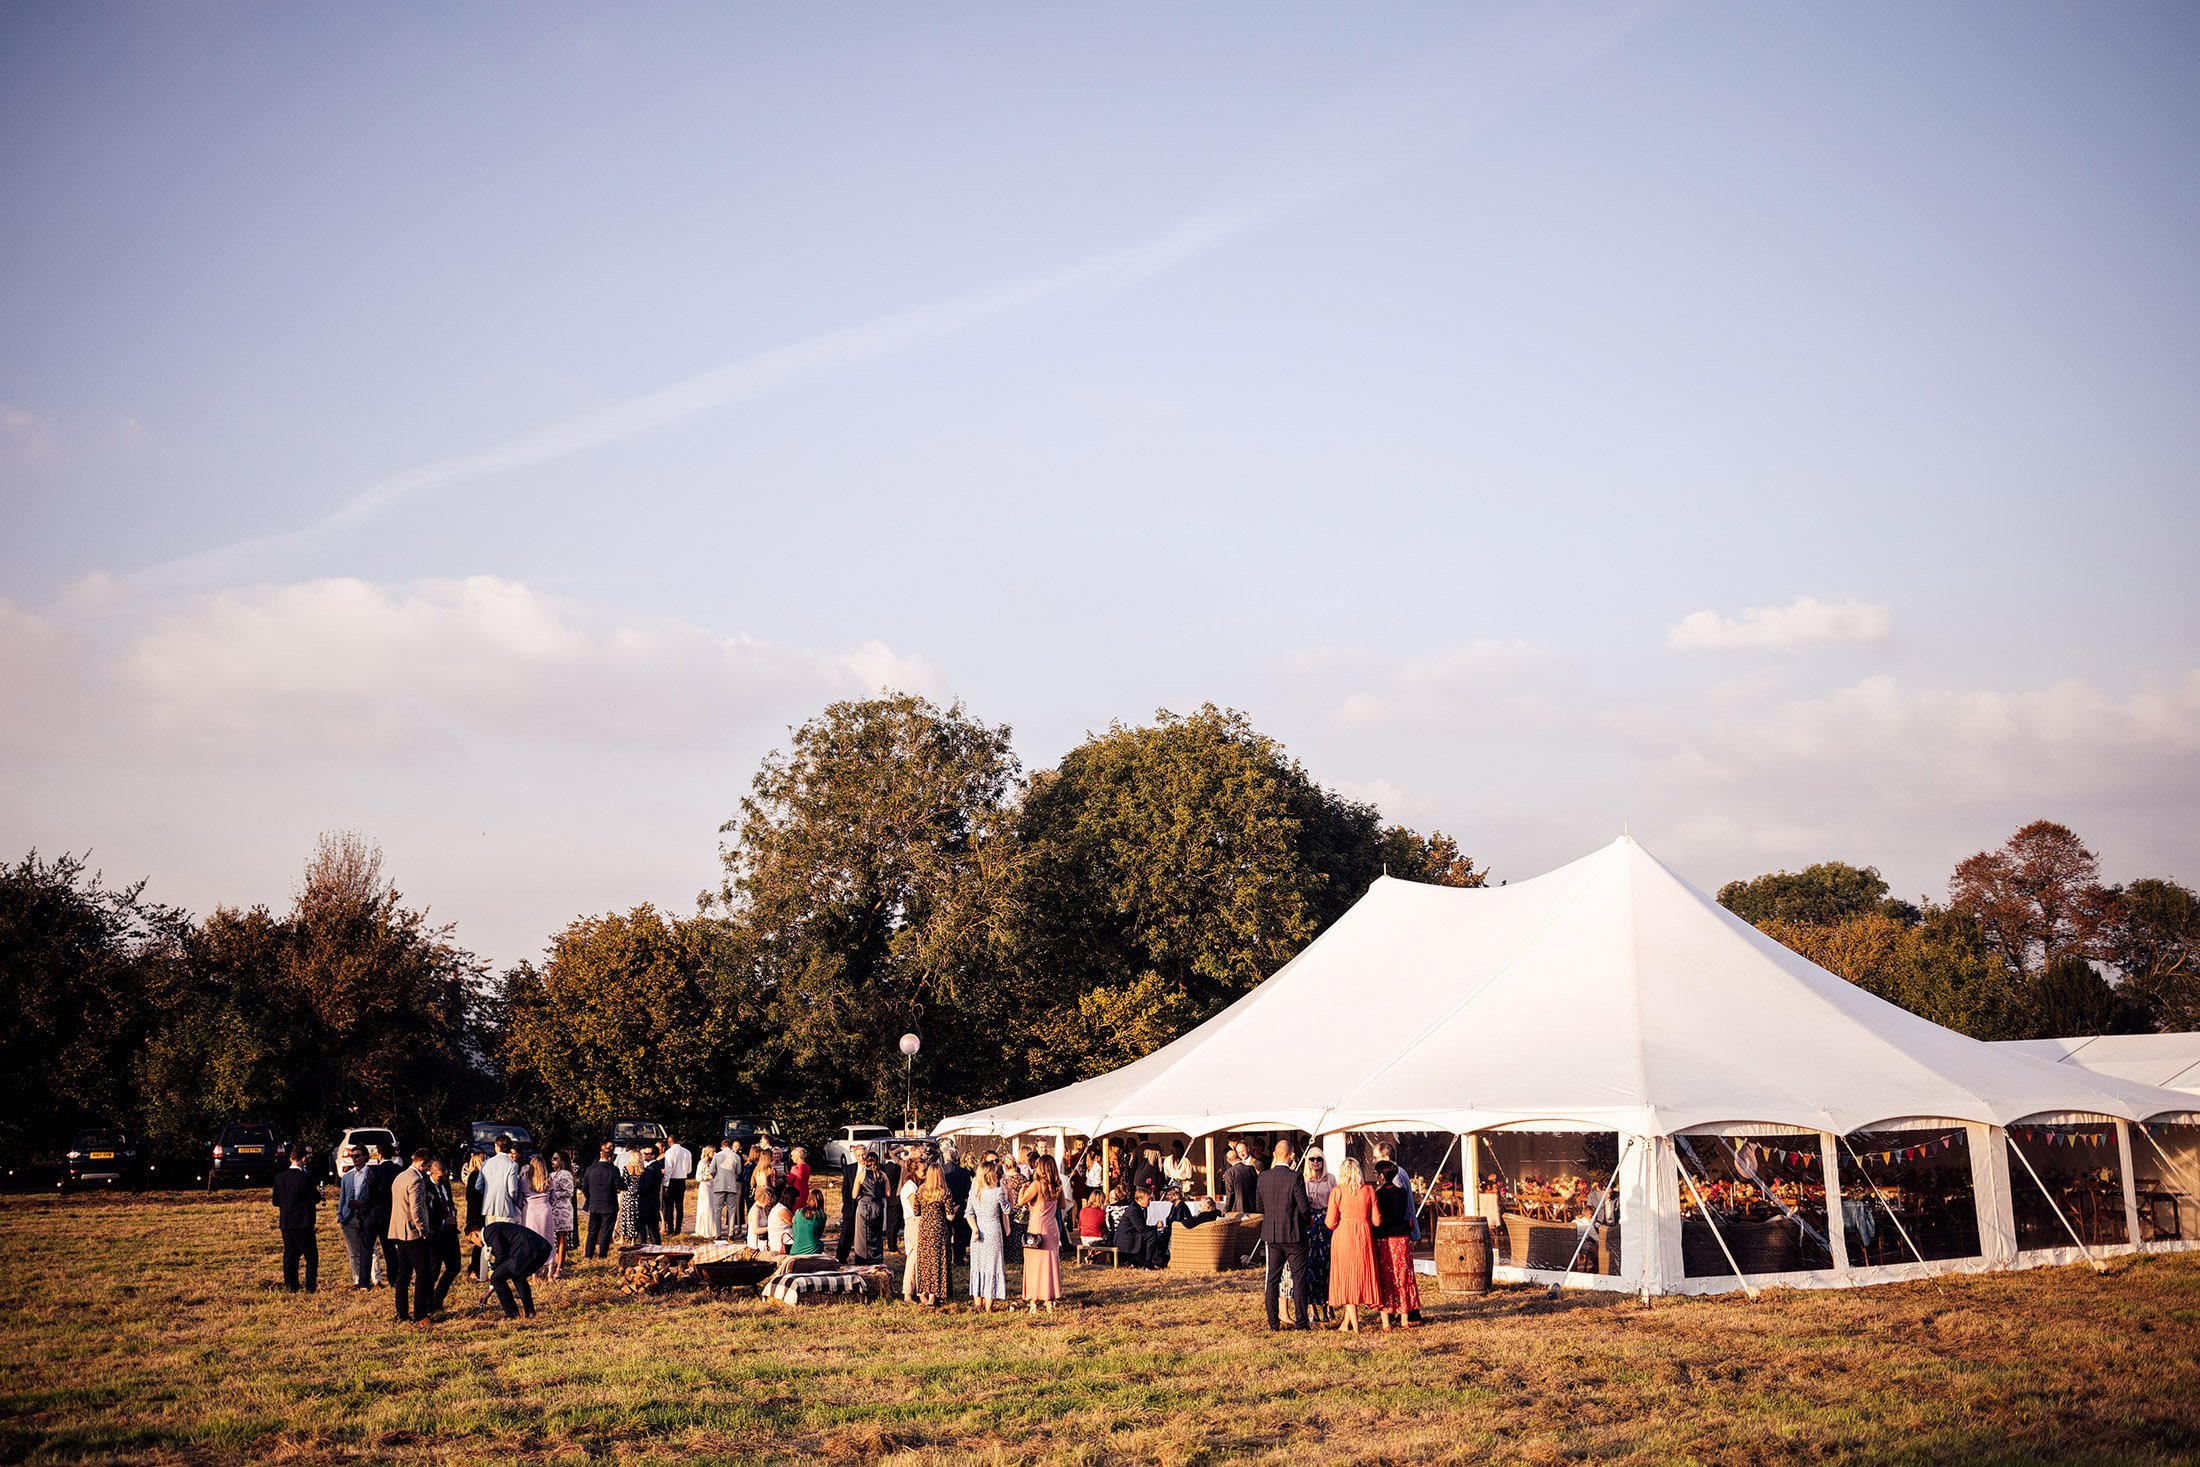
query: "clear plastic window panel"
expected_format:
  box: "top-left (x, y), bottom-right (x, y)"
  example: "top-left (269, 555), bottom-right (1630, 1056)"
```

top-left (2005, 1120), bottom-right (2129, 1251)
top-left (1476, 1131), bottom-right (1622, 1275)
top-left (1676, 1132), bottom-right (1835, 1277)
top-left (1837, 1128), bottom-right (1982, 1263)
top-left (2131, 1121), bottom-right (2200, 1245)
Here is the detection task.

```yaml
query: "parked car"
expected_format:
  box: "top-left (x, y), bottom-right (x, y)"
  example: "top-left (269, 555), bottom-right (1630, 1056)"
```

top-left (334, 1126), bottom-right (401, 1175)
top-left (63, 1128), bottom-right (142, 1191)
top-left (605, 1118), bottom-right (665, 1161)
top-left (721, 1116), bottom-right (785, 1154)
top-left (465, 1121), bottom-right (537, 1160)
top-left (822, 1124), bottom-right (895, 1169)
top-left (206, 1122), bottom-right (285, 1191)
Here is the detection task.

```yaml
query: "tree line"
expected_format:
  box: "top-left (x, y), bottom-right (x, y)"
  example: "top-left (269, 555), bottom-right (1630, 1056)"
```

top-left (1716, 819), bottom-right (2199, 1040)
top-left (1, 699), bottom-right (1481, 1164)
top-left (6, 692), bottom-right (2193, 1169)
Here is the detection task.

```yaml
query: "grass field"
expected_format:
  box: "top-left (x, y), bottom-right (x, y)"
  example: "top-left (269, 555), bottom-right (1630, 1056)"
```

top-left (3, 1190), bottom-right (2199, 1465)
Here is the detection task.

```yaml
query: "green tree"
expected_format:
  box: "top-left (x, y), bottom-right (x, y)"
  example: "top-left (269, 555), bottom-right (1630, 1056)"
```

top-left (1758, 907), bottom-right (2026, 1039)
top-left (2023, 953), bottom-right (2144, 1039)
top-left (715, 693), bottom-right (1023, 1137)
top-left (0, 852), bottom-right (190, 1160)
top-left (2107, 877), bottom-right (2200, 1031)
top-left (1008, 705), bottom-right (1481, 1086)
top-left (496, 906), bottom-right (754, 1143)
top-left (134, 905), bottom-right (292, 1152)
top-left (272, 833), bottom-right (491, 1142)
top-left (1718, 862), bottom-right (1920, 927)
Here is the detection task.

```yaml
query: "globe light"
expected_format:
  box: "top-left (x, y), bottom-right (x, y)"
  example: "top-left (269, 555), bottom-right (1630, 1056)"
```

top-left (899, 1033), bottom-right (922, 1057)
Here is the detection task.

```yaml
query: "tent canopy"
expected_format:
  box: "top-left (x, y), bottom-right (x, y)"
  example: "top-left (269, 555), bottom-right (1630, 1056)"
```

top-left (937, 836), bottom-right (2194, 1140)
top-left (1994, 1033), bottom-right (2200, 1097)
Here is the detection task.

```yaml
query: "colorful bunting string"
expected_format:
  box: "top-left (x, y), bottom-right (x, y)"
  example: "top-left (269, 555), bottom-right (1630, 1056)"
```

top-left (2010, 1127), bottom-right (2111, 1148)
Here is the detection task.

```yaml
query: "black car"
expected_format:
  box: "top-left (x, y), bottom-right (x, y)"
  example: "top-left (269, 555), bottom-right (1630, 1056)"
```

top-left (606, 1117), bottom-right (666, 1155)
top-left (466, 1121), bottom-right (537, 1160)
top-left (63, 1128), bottom-right (142, 1191)
top-left (207, 1122), bottom-right (285, 1190)
top-left (721, 1115), bottom-right (784, 1153)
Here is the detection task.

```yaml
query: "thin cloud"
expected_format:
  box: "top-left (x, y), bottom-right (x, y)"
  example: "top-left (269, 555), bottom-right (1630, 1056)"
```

top-left (131, 0), bottom-right (1668, 596)
top-left (1669, 596), bottom-right (1893, 652)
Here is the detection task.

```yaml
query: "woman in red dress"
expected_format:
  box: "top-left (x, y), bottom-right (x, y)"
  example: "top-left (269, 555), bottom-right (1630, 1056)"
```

top-left (1372, 1159), bottom-right (1420, 1329)
top-left (1324, 1156), bottom-right (1383, 1332)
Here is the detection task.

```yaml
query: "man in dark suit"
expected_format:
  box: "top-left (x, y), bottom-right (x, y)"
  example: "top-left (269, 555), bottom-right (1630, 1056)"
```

top-left (581, 1144), bottom-right (621, 1260)
top-left (637, 1145), bottom-right (666, 1246)
top-left (1113, 1186), bottom-right (1165, 1268)
top-left (1256, 1140), bottom-right (1312, 1331)
top-left (270, 1143), bottom-right (321, 1292)
top-left (425, 1156), bottom-right (461, 1309)
top-left (362, 1146), bottom-right (404, 1288)
top-left (1225, 1143), bottom-right (1262, 1215)
top-left (836, 1152), bottom-right (862, 1263)
top-left (943, 1145), bottom-right (974, 1264)
top-left (881, 1148), bottom-right (905, 1253)
top-left (479, 1220), bottom-right (552, 1318)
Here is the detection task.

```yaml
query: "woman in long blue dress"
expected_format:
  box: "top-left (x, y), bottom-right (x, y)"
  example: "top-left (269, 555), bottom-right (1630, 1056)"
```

top-left (967, 1161), bottom-right (1013, 1310)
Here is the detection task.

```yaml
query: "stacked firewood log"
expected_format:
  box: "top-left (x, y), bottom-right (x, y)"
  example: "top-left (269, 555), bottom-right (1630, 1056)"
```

top-left (619, 1256), bottom-right (693, 1295)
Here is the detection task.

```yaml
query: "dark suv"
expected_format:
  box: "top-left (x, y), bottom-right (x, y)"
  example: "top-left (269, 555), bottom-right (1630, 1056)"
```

top-left (721, 1116), bottom-right (784, 1153)
top-left (63, 1128), bottom-right (142, 1191)
top-left (607, 1118), bottom-right (666, 1155)
top-left (466, 1121), bottom-right (537, 1160)
top-left (207, 1123), bottom-right (285, 1190)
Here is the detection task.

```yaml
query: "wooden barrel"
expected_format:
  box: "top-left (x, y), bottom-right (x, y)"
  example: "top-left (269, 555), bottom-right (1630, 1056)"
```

top-left (1436, 1215), bottom-right (1492, 1294)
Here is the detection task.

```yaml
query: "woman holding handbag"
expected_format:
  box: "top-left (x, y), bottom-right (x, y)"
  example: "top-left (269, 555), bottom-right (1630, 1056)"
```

top-left (1017, 1154), bottom-right (1063, 1314)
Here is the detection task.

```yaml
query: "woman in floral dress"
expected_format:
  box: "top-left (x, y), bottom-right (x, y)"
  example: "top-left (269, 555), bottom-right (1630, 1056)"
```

top-left (966, 1161), bottom-right (1012, 1310)
top-left (912, 1164), bottom-right (955, 1306)
top-left (1301, 1151), bottom-right (1336, 1324)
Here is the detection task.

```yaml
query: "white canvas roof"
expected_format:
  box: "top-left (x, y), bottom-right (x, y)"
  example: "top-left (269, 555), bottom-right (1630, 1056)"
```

top-left (938, 836), bottom-right (2197, 1140)
top-left (1994, 1033), bottom-right (2200, 1097)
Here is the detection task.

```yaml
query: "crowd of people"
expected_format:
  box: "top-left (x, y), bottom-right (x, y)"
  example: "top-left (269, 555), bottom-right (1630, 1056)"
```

top-left (269, 1128), bottom-right (1432, 1331)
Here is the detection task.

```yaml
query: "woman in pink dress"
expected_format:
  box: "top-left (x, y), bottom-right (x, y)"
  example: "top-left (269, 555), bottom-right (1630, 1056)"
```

top-left (1324, 1156), bottom-right (1383, 1332)
top-left (521, 1154), bottom-right (556, 1277)
top-left (1018, 1154), bottom-right (1064, 1314)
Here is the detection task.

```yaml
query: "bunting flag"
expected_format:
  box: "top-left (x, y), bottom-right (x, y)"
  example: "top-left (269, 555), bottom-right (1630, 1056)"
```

top-left (2011, 1126), bottom-right (2112, 1149)
top-left (1845, 1131), bottom-right (1964, 1170)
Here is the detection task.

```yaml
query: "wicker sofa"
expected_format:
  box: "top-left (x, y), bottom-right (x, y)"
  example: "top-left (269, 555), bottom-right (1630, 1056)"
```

top-left (1166, 1214), bottom-right (1263, 1273)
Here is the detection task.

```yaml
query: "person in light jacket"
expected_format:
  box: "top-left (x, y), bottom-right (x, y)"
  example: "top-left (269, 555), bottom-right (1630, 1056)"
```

top-left (386, 1149), bottom-right (435, 1323)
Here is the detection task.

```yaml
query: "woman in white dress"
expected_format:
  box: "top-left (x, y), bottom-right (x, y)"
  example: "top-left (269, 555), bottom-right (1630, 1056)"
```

top-left (767, 1186), bottom-right (796, 1255)
top-left (899, 1157), bottom-right (925, 1300)
top-left (692, 1146), bottom-right (720, 1241)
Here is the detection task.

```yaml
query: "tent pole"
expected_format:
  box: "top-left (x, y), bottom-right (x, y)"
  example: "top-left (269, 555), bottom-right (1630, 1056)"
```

top-left (1415, 1134), bottom-right (1460, 1218)
top-left (1204, 1136), bottom-right (1216, 1197)
top-left (2007, 1132), bottom-right (2107, 1274)
top-left (2116, 1123), bottom-right (2144, 1250)
top-left (1838, 1137), bottom-right (1939, 1281)
top-left (1676, 1161), bottom-right (1760, 1301)
top-left (1545, 1139), bottom-right (1630, 1297)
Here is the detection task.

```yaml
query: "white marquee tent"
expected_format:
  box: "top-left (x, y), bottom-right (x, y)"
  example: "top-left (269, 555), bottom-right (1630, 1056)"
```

top-left (1994, 1034), bottom-right (2200, 1098)
top-left (937, 836), bottom-right (2200, 1294)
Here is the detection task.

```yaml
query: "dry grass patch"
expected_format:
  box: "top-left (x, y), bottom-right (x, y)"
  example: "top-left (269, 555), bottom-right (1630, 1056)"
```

top-left (2, 1192), bottom-right (2198, 1464)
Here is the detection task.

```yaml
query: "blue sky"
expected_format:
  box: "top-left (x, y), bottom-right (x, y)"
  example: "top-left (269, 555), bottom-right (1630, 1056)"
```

top-left (3, 2), bottom-right (2196, 965)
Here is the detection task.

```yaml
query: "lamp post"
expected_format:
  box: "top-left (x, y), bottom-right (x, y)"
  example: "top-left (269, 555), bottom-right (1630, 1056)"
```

top-left (899, 1032), bottom-right (922, 1135)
